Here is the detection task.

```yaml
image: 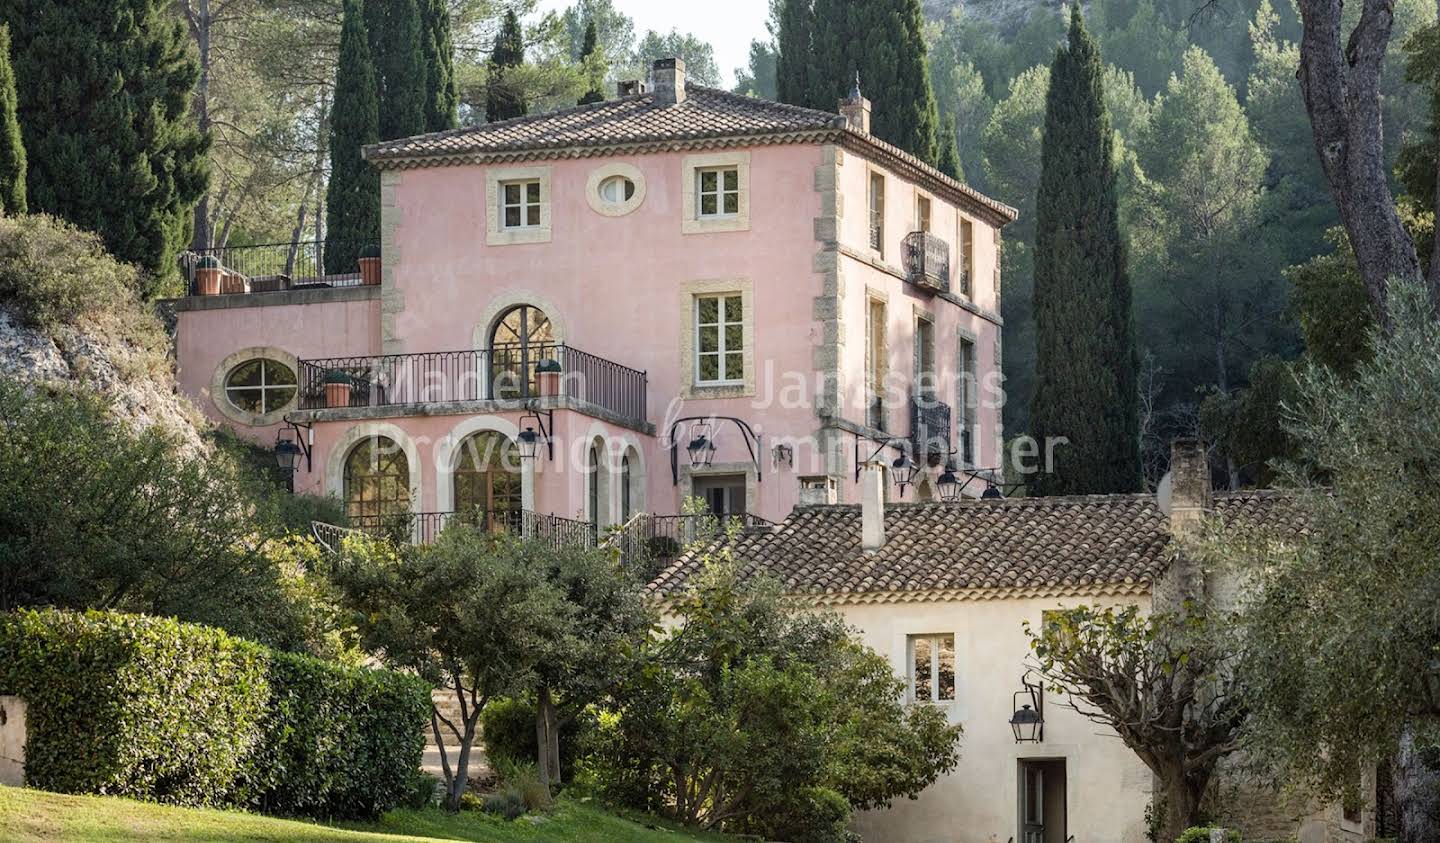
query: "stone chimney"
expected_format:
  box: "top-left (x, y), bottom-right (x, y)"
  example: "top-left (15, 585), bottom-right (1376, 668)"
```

top-left (616, 79), bottom-right (647, 97)
top-left (1155, 437), bottom-right (1213, 610)
top-left (652, 57), bottom-right (686, 105)
top-left (798, 476), bottom-right (838, 507)
top-left (860, 461), bottom-right (886, 552)
top-left (838, 72), bottom-right (871, 134)
top-left (1168, 437), bottom-right (1212, 536)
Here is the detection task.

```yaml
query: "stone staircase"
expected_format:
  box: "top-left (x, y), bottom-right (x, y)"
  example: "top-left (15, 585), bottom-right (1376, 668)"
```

top-left (422, 688), bottom-right (490, 780)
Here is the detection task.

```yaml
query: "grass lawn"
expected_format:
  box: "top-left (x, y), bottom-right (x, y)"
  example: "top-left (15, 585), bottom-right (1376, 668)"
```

top-left (0, 785), bottom-right (735, 843)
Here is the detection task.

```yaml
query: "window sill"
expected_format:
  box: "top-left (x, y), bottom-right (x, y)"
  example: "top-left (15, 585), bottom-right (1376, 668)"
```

top-left (488, 225), bottom-right (552, 246)
top-left (683, 382), bottom-right (753, 400)
top-left (682, 214), bottom-right (749, 235)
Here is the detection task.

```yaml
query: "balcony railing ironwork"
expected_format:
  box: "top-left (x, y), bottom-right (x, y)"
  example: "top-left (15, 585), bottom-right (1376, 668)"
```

top-left (910, 395), bottom-right (952, 464)
top-left (612, 511), bottom-right (773, 581)
top-left (901, 231), bottom-right (951, 293)
top-left (347, 508), bottom-right (598, 547)
top-left (180, 239), bottom-right (372, 295)
top-left (297, 342), bottom-right (648, 424)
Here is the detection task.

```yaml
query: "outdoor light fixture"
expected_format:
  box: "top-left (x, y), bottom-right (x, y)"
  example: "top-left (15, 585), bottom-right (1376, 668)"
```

top-left (687, 423), bottom-right (718, 469)
top-left (1009, 673), bottom-right (1045, 743)
top-left (936, 463), bottom-right (963, 501)
top-left (273, 421), bottom-right (313, 493)
top-left (981, 478), bottom-right (1004, 500)
top-left (517, 408), bottom-right (554, 461)
top-left (891, 453), bottom-right (920, 496)
top-left (667, 417), bottom-right (763, 485)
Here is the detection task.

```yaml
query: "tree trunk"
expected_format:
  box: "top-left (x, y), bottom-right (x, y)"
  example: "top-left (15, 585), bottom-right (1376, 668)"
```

top-left (1296, 0), bottom-right (1427, 324)
top-left (1395, 720), bottom-right (1440, 843)
top-left (1160, 765), bottom-right (1206, 843)
top-left (535, 685), bottom-right (561, 790)
top-left (186, 0), bottom-right (214, 252)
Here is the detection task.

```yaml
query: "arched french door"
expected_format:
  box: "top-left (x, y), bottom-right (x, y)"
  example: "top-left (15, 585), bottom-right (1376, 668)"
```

top-left (343, 436), bottom-right (411, 527)
top-left (454, 431), bottom-right (522, 531)
top-left (489, 305), bottom-right (554, 400)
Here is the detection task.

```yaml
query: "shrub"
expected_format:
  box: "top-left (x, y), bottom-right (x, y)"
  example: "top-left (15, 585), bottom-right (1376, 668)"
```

top-left (0, 608), bottom-right (270, 805)
top-left (480, 790), bottom-right (525, 820)
top-left (479, 697), bottom-right (590, 782)
top-left (1177, 828), bottom-right (1242, 843)
top-left (402, 773), bottom-right (440, 810)
top-left (0, 608), bottom-right (429, 819)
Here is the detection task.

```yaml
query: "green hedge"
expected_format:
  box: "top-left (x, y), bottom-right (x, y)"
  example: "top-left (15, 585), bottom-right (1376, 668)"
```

top-left (0, 608), bottom-right (429, 819)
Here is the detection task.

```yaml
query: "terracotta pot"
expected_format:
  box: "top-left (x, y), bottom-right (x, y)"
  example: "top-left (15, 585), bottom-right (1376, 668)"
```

top-left (196, 267), bottom-right (222, 296)
top-left (358, 256), bottom-right (381, 286)
top-left (536, 370), bottom-right (561, 397)
top-left (324, 382), bottom-right (352, 408)
top-left (220, 271), bottom-right (250, 295)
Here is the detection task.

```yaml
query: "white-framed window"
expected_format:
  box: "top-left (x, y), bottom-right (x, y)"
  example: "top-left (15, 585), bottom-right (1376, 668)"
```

top-left (916, 194), bottom-right (931, 233)
top-left (958, 338), bottom-right (977, 465)
top-left (908, 633), bottom-right (956, 703)
top-left (958, 218), bottom-right (975, 296)
top-left (599, 175), bottom-right (635, 203)
top-left (224, 358), bottom-right (297, 416)
top-left (869, 171), bottom-right (885, 253)
top-left (696, 166), bottom-right (740, 218)
top-left (914, 316), bottom-right (936, 400)
top-left (500, 179), bottom-right (542, 229)
top-left (695, 293), bottom-right (744, 385)
top-left (866, 297), bottom-right (887, 430)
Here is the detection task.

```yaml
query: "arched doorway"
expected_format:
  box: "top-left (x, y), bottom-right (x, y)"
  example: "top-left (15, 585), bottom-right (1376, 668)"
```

top-left (454, 430), bottom-right (522, 531)
top-left (343, 436), bottom-right (411, 526)
top-left (489, 304), bottom-right (554, 400)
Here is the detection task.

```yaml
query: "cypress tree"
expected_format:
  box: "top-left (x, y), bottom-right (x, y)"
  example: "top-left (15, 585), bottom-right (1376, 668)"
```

top-left (418, 0), bottom-right (457, 132)
top-left (0, 24), bottom-right (25, 215)
top-left (937, 125), bottom-right (961, 180)
top-left (578, 20), bottom-right (605, 106)
top-left (1029, 6), bottom-right (1140, 495)
top-left (775, 0), bottom-right (814, 107)
top-left (487, 10), bottom-right (527, 121)
top-left (807, 0), bottom-right (941, 165)
top-left (325, 0), bottom-right (380, 275)
top-left (368, 0), bottom-right (425, 141)
top-left (0, 0), bottom-right (208, 295)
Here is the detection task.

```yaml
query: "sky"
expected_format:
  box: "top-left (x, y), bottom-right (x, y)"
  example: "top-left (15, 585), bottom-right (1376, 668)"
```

top-left (535, 0), bottom-right (772, 87)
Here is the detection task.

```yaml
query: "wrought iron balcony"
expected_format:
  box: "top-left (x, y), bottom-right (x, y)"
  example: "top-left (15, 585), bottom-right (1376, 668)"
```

top-left (901, 231), bottom-right (951, 294)
top-left (180, 239), bottom-right (376, 295)
top-left (910, 395), bottom-right (952, 463)
top-left (297, 342), bottom-right (648, 424)
top-left (341, 508), bottom-right (598, 547)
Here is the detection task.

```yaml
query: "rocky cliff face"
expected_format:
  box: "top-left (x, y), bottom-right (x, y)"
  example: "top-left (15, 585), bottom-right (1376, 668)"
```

top-left (0, 305), bottom-right (207, 454)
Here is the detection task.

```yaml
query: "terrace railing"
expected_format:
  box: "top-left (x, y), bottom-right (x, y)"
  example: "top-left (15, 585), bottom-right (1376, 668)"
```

top-left (901, 231), bottom-right (951, 294)
top-left (910, 395), bottom-right (952, 464)
top-left (346, 508), bottom-right (598, 547)
top-left (179, 239), bottom-right (372, 295)
top-left (611, 511), bottom-right (774, 581)
top-left (297, 342), bottom-right (648, 424)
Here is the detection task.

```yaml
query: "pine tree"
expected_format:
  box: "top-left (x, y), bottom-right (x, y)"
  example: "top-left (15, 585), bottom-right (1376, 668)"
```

top-left (418, 0), bottom-right (458, 132)
top-left (1029, 6), bottom-right (1141, 495)
top-left (775, 0), bottom-right (814, 106)
top-left (486, 10), bottom-right (527, 121)
top-left (807, 0), bottom-right (942, 165)
top-left (578, 20), bottom-right (606, 106)
top-left (0, 24), bottom-right (24, 215)
top-left (368, 0), bottom-right (425, 141)
top-left (0, 0), bottom-right (208, 295)
top-left (325, 0), bottom-right (380, 275)
top-left (937, 124), bottom-right (961, 180)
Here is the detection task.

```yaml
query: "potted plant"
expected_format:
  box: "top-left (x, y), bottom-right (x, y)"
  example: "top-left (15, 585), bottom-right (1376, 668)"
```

top-left (323, 369), bottom-right (353, 408)
top-left (358, 244), bottom-right (381, 286)
top-left (535, 358), bottom-right (562, 397)
top-left (195, 255), bottom-right (223, 296)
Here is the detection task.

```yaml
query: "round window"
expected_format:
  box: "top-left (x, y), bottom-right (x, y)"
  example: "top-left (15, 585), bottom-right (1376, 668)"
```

top-left (599, 175), bottom-right (636, 204)
top-left (225, 358), bottom-right (297, 416)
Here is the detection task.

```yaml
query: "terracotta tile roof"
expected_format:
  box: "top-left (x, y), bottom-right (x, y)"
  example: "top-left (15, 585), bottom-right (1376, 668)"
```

top-left (362, 86), bottom-right (1019, 226)
top-left (367, 87), bottom-right (844, 161)
top-left (646, 490), bottom-right (1306, 599)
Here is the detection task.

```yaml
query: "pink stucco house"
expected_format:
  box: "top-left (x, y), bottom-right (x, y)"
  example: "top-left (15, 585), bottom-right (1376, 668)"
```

top-left (168, 58), bottom-right (1016, 550)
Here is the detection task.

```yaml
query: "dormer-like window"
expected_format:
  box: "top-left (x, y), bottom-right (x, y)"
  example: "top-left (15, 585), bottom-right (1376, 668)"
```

top-left (501, 180), bottom-right (542, 229)
top-left (696, 166), bottom-right (739, 218)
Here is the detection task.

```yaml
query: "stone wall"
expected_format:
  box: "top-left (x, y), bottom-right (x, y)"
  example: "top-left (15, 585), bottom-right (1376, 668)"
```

top-left (0, 696), bottom-right (25, 787)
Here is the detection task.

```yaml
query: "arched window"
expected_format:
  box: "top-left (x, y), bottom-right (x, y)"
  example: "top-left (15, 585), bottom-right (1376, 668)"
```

top-left (587, 443), bottom-right (601, 525)
top-left (454, 431), bottom-right (522, 529)
top-left (344, 436), bottom-right (410, 523)
top-left (489, 305), bottom-right (554, 399)
top-left (620, 454), bottom-right (633, 523)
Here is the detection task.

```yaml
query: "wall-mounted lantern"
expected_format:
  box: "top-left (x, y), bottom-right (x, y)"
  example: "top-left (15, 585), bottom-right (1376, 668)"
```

top-left (891, 453), bottom-right (920, 496)
top-left (517, 408), bottom-right (553, 461)
top-left (687, 423), bottom-right (718, 468)
top-left (667, 417), bottom-right (764, 485)
top-left (1009, 673), bottom-right (1045, 743)
top-left (274, 421), bottom-right (313, 492)
top-left (936, 463), bottom-right (963, 501)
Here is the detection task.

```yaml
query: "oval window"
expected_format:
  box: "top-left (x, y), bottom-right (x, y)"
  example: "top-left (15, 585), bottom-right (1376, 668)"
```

top-left (599, 175), bottom-right (636, 204)
top-left (225, 358), bottom-right (297, 415)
